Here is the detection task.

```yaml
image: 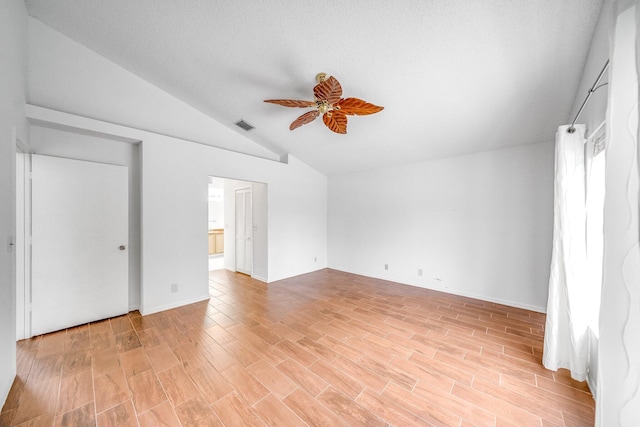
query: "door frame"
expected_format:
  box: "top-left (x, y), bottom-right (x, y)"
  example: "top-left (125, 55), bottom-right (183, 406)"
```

top-left (207, 176), bottom-right (268, 281)
top-left (207, 177), bottom-right (225, 271)
top-left (234, 186), bottom-right (253, 276)
top-left (15, 140), bottom-right (31, 340)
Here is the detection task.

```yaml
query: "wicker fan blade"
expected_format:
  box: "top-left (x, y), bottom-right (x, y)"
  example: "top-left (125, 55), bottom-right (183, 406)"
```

top-left (334, 98), bottom-right (384, 116)
top-left (264, 99), bottom-right (316, 108)
top-left (313, 76), bottom-right (342, 104)
top-left (322, 111), bottom-right (347, 134)
top-left (290, 110), bottom-right (320, 130)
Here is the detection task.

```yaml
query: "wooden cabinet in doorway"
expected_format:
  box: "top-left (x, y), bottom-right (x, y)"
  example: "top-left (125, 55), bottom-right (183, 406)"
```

top-left (208, 229), bottom-right (224, 254)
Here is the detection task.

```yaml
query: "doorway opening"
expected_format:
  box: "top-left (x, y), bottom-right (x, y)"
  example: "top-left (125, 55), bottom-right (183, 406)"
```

top-left (207, 176), bottom-right (268, 282)
top-left (208, 177), bottom-right (225, 271)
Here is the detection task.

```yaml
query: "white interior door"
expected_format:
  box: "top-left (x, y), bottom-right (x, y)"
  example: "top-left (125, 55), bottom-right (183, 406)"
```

top-left (31, 155), bottom-right (129, 336)
top-left (235, 187), bottom-right (252, 275)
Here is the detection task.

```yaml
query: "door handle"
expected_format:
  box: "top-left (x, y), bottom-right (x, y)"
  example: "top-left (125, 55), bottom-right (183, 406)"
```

top-left (119, 245), bottom-right (126, 251)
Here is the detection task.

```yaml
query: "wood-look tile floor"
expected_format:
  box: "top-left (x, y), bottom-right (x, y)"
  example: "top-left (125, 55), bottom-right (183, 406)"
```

top-left (1, 269), bottom-right (595, 426)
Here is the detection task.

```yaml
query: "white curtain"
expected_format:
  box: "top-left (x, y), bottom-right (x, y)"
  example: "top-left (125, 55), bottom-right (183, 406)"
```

top-left (543, 124), bottom-right (589, 381)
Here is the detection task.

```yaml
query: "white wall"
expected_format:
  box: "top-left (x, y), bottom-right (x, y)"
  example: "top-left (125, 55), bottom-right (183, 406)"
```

top-left (0, 0), bottom-right (28, 407)
top-left (568, 1), bottom-right (610, 137)
top-left (208, 200), bottom-right (224, 229)
top-left (252, 182), bottom-right (269, 282)
top-left (28, 125), bottom-right (141, 311)
top-left (141, 137), bottom-right (326, 314)
top-left (328, 142), bottom-right (554, 311)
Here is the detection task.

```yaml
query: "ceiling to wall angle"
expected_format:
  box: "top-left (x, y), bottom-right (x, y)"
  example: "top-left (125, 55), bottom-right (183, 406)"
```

top-left (25, 0), bottom-right (604, 175)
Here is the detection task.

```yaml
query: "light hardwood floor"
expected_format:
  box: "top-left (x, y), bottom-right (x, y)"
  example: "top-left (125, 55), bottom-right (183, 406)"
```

top-left (1, 269), bottom-right (594, 426)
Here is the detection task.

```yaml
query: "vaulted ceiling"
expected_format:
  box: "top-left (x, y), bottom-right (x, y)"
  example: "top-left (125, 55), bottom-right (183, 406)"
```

top-left (25, 0), bottom-right (603, 175)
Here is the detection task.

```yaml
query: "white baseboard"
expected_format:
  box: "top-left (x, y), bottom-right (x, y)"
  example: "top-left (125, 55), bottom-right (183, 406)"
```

top-left (140, 294), bottom-right (211, 316)
top-left (328, 267), bottom-right (547, 313)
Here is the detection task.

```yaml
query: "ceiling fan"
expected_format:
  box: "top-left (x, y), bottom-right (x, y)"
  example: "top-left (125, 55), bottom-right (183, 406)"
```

top-left (264, 73), bottom-right (383, 134)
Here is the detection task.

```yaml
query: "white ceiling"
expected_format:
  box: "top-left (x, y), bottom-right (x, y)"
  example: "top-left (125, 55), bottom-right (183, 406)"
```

top-left (25, 0), bottom-right (603, 176)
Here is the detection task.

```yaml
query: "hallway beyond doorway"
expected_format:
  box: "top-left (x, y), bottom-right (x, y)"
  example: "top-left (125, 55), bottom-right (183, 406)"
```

top-left (208, 254), bottom-right (224, 271)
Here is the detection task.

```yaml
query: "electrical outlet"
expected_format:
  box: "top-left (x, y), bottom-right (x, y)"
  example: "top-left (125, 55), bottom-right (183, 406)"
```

top-left (418, 269), bottom-right (423, 276)
top-left (171, 283), bottom-right (179, 293)
top-left (314, 256), bottom-right (317, 262)
top-left (384, 264), bottom-right (388, 270)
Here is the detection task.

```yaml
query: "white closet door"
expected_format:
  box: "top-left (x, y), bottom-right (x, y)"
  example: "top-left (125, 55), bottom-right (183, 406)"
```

top-left (235, 188), bottom-right (252, 275)
top-left (31, 155), bottom-right (129, 336)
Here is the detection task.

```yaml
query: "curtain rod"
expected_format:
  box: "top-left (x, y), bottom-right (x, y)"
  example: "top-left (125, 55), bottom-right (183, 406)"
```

top-left (567, 59), bottom-right (610, 134)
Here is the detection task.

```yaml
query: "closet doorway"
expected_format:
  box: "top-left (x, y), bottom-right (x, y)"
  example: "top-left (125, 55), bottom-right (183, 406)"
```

top-left (208, 176), bottom-right (268, 282)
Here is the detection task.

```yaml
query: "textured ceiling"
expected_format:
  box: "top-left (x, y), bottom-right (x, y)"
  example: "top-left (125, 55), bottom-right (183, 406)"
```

top-left (25, 0), bottom-right (603, 175)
